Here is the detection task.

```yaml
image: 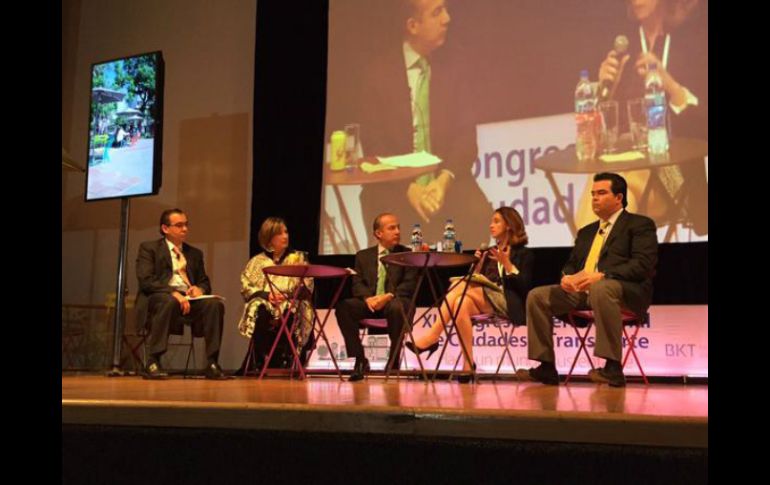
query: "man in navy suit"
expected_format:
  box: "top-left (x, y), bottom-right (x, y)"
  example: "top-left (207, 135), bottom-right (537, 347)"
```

top-left (135, 209), bottom-right (227, 380)
top-left (520, 173), bottom-right (658, 387)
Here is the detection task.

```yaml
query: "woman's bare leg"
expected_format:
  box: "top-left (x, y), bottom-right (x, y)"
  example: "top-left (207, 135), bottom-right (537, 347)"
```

top-left (453, 286), bottom-right (494, 370)
top-left (414, 284), bottom-right (494, 367)
top-left (413, 281), bottom-right (467, 348)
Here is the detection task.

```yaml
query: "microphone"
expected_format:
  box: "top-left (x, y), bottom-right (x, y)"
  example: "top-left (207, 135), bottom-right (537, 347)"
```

top-left (598, 35), bottom-right (629, 101)
top-left (473, 243), bottom-right (490, 273)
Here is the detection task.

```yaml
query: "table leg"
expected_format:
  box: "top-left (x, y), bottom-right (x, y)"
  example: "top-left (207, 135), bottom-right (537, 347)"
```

top-left (544, 171), bottom-right (577, 239)
top-left (259, 275), bottom-right (308, 380)
top-left (385, 258), bottom-right (430, 381)
top-left (427, 266), bottom-right (476, 381)
top-left (332, 185), bottom-right (361, 252)
top-left (305, 275), bottom-right (349, 380)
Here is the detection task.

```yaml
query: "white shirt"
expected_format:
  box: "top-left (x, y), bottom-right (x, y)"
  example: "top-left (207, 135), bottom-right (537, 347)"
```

top-left (639, 27), bottom-right (699, 115)
top-left (166, 238), bottom-right (189, 292)
top-left (403, 41), bottom-right (425, 142)
top-left (495, 244), bottom-right (520, 278)
top-left (498, 260), bottom-right (519, 278)
top-left (402, 41), bottom-right (455, 178)
top-left (600, 207), bottom-right (624, 239)
top-left (377, 243), bottom-right (390, 276)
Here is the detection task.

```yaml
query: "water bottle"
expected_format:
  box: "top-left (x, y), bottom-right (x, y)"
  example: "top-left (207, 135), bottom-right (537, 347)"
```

top-left (411, 223), bottom-right (423, 251)
top-left (442, 219), bottom-right (456, 253)
top-left (645, 63), bottom-right (669, 158)
top-left (575, 69), bottom-right (599, 161)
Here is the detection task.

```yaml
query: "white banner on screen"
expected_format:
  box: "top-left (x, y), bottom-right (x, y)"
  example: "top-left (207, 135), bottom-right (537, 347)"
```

top-left (474, 113), bottom-right (580, 247)
top-left (321, 113), bottom-right (706, 252)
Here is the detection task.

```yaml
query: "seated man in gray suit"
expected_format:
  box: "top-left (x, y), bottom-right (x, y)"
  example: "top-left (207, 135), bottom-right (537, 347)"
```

top-left (519, 172), bottom-right (658, 387)
top-left (335, 213), bottom-right (417, 382)
top-left (135, 208), bottom-right (228, 380)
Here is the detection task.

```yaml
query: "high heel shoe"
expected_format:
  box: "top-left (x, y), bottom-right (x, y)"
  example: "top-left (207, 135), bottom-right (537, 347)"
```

top-left (455, 364), bottom-right (477, 384)
top-left (405, 341), bottom-right (440, 360)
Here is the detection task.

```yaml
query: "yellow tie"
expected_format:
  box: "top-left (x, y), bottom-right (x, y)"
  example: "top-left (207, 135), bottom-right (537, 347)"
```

top-left (582, 221), bottom-right (611, 274)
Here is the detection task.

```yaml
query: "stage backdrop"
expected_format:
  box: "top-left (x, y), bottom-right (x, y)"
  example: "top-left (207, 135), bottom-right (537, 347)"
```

top-left (307, 305), bottom-right (707, 378)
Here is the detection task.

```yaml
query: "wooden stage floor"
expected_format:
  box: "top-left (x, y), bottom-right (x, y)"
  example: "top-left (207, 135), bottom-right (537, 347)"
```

top-left (62, 375), bottom-right (707, 449)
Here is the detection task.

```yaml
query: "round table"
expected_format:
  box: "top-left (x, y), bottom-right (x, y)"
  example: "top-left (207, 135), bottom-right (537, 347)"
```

top-left (260, 264), bottom-right (352, 380)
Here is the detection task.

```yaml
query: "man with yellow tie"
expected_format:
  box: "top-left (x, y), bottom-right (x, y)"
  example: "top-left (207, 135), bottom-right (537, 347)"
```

top-left (335, 213), bottom-right (417, 382)
top-left (519, 173), bottom-right (658, 387)
top-left (135, 209), bottom-right (228, 380)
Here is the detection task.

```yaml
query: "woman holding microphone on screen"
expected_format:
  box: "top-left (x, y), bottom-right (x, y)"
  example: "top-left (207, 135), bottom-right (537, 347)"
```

top-left (574, 0), bottom-right (707, 234)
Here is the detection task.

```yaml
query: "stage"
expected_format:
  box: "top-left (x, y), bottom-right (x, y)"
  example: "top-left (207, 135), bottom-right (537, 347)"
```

top-left (62, 374), bottom-right (707, 449)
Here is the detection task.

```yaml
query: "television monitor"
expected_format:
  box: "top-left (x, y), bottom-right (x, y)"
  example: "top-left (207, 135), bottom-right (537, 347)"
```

top-left (85, 50), bottom-right (164, 201)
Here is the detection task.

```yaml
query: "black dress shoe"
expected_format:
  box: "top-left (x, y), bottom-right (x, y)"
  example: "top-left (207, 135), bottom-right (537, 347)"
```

top-left (348, 358), bottom-right (370, 382)
top-left (405, 341), bottom-right (439, 360)
top-left (143, 361), bottom-right (168, 380)
top-left (204, 362), bottom-right (232, 380)
top-left (516, 364), bottom-right (559, 385)
top-left (588, 366), bottom-right (626, 387)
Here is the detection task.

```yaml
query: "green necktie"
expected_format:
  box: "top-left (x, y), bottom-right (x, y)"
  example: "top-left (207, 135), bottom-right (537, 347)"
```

top-left (376, 249), bottom-right (389, 295)
top-left (414, 57), bottom-right (435, 186)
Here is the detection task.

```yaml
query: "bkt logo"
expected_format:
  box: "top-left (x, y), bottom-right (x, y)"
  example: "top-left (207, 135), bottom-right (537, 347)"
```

top-left (665, 344), bottom-right (696, 357)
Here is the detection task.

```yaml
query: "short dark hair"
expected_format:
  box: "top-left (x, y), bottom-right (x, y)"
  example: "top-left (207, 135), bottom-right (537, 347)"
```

top-left (372, 212), bottom-right (396, 233)
top-left (396, 0), bottom-right (428, 37)
top-left (399, 0), bottom-right (422, 21)
top-left (593, 172), bottom-right (628, 208)
top-left (159, 208), bottom-right (185, 235)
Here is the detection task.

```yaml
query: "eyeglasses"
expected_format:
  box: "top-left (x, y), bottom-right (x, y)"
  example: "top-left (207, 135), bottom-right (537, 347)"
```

top-left (168, 222), bottom-right (190, 229)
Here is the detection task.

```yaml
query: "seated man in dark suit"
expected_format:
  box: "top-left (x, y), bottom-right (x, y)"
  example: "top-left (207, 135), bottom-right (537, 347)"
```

top-left (335, 213), bottom-right (417, 382)
top-left (519, 173), bottom-right (658, 387)
top-left (135, 208), bottom-right (228, 380)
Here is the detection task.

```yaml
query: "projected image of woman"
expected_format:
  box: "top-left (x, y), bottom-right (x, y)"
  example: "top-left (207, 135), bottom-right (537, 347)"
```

top-left (574, 0), bottom-right (707, 236)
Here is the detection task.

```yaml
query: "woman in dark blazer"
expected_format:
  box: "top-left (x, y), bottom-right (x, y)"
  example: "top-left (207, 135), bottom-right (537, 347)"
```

top-left (406, 207), bottom-right (534, 377)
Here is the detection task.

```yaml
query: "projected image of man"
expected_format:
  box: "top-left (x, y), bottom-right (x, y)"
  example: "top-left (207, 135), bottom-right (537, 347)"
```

top-left (356, 0), bottom-right (491, 246)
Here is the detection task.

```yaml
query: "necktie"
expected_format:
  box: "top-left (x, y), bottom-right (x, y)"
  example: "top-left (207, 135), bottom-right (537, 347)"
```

top-left (582, 221), bottom-right (611, 273)
top-left (414, 57), bottom-right (435, 186)
top-left (173, 246), bottom-right (193, 288)
top-left (376, 249), bottom-right (389, 296)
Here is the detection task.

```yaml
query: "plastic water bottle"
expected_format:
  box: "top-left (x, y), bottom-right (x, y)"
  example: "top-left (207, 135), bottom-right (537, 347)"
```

top-left (575, 69), bottom-right (599, 161)
top-left (411, 224), bottom-right (423, 251)
top-left (442, 219), bottom-right (456, 253)
top-left (645, 63), bottom-right (669, 158)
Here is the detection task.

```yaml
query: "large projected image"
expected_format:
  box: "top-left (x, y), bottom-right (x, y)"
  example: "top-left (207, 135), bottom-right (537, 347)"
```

top-left (320, 0), bottom-right (707, 254)
top-left (85, 51), bottom-right (164, 201)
